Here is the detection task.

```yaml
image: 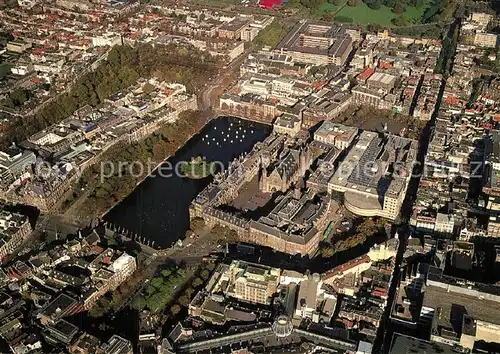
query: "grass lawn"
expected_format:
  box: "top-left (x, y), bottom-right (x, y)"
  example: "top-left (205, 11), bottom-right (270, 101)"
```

top-left (315, 2), bottom-right (338, 17)
top-left (336, 2), bottom-right (396, 26)
top-left (335, 0), bottom-right (431, 26)
top-left (405, 0), bottom-right (432, 23)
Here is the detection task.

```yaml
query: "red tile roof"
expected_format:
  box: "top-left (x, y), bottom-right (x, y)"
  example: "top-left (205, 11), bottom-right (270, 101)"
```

top-left (322, 255), bottom-right (371, 280)
top-left (379, 61), bottom-right (392, 69)
top-left (358, 67), bottom-right (375, 81)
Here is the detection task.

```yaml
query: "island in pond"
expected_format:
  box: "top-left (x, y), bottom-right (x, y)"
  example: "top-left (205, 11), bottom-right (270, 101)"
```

top-left (179, 156), bottom-right (217, 179)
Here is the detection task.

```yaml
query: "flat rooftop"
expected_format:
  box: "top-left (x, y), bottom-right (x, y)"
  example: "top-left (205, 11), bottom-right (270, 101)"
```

top-left (39, 293), bottom-right (77, 319)
top-left (330, 131), bottom-right (416, 197)
top-left (275, 20), bottom-right (352, 58)
top-left (49, 319), bottom-right (79, 337)
top-left (368, 72), bottom-right (397, 86)
top-left (390, 333), bottom-right (457, 354)
top-left (314, 121), bottom-right (358, 143)
top-left (423, 284), bottom-right (500, 330)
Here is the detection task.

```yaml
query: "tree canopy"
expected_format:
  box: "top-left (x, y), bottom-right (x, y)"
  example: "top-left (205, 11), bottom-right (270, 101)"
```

top-left (1, 89), bottom-right (31, 108)
top-left (422, 0), bottom-right (447, 23)
top-left (254, 20), bottom-right (291, 49)
top-left (137, 267), bottom-right (189, 312)
top-left (320, 217), bottom-right (387, 257)
top-left (362, 0), bottom-right (423, 13)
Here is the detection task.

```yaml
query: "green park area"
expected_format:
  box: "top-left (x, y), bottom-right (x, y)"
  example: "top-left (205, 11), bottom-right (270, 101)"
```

top-left (133, 267), bottom-right (193, 313)
top-left (335, 0), bottom-right (430, 25)
top-left (131, 262), bottom-right (217, 318)
top-left (281, 0), bottom-right (447, 27)
top-left (193, 0), bottom-right (450, 28)
top-left (335, 1), bottom-right (425, 26)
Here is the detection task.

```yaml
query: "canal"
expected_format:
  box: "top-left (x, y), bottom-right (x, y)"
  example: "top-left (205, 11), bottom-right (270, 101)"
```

top-left (104, 116), bottom-right (271, 248)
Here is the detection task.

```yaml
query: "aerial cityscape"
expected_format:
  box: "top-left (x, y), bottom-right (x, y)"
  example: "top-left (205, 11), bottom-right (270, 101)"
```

top-left (0, 0), bottom-right (499, 353)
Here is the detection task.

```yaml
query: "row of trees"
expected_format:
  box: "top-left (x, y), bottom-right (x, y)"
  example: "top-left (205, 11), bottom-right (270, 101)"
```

top-left (362, 0), bottom-right (423, 13)
top-left (392, 23), bottom-right (444, 38)
top-left (1, 43), bottom-right (219, 148)
top-left (435, 21), bottom-right (459, 75)
top-left (89, 269), bottom-right (144, 317)
top-left (164, 262), bottom-right (217, 321)
top-left (132, 261), bottom-right (217, 320)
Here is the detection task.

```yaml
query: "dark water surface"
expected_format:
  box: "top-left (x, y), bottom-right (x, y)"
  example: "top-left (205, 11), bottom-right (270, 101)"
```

top-left (104, 116), bottom-right (271, 248)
